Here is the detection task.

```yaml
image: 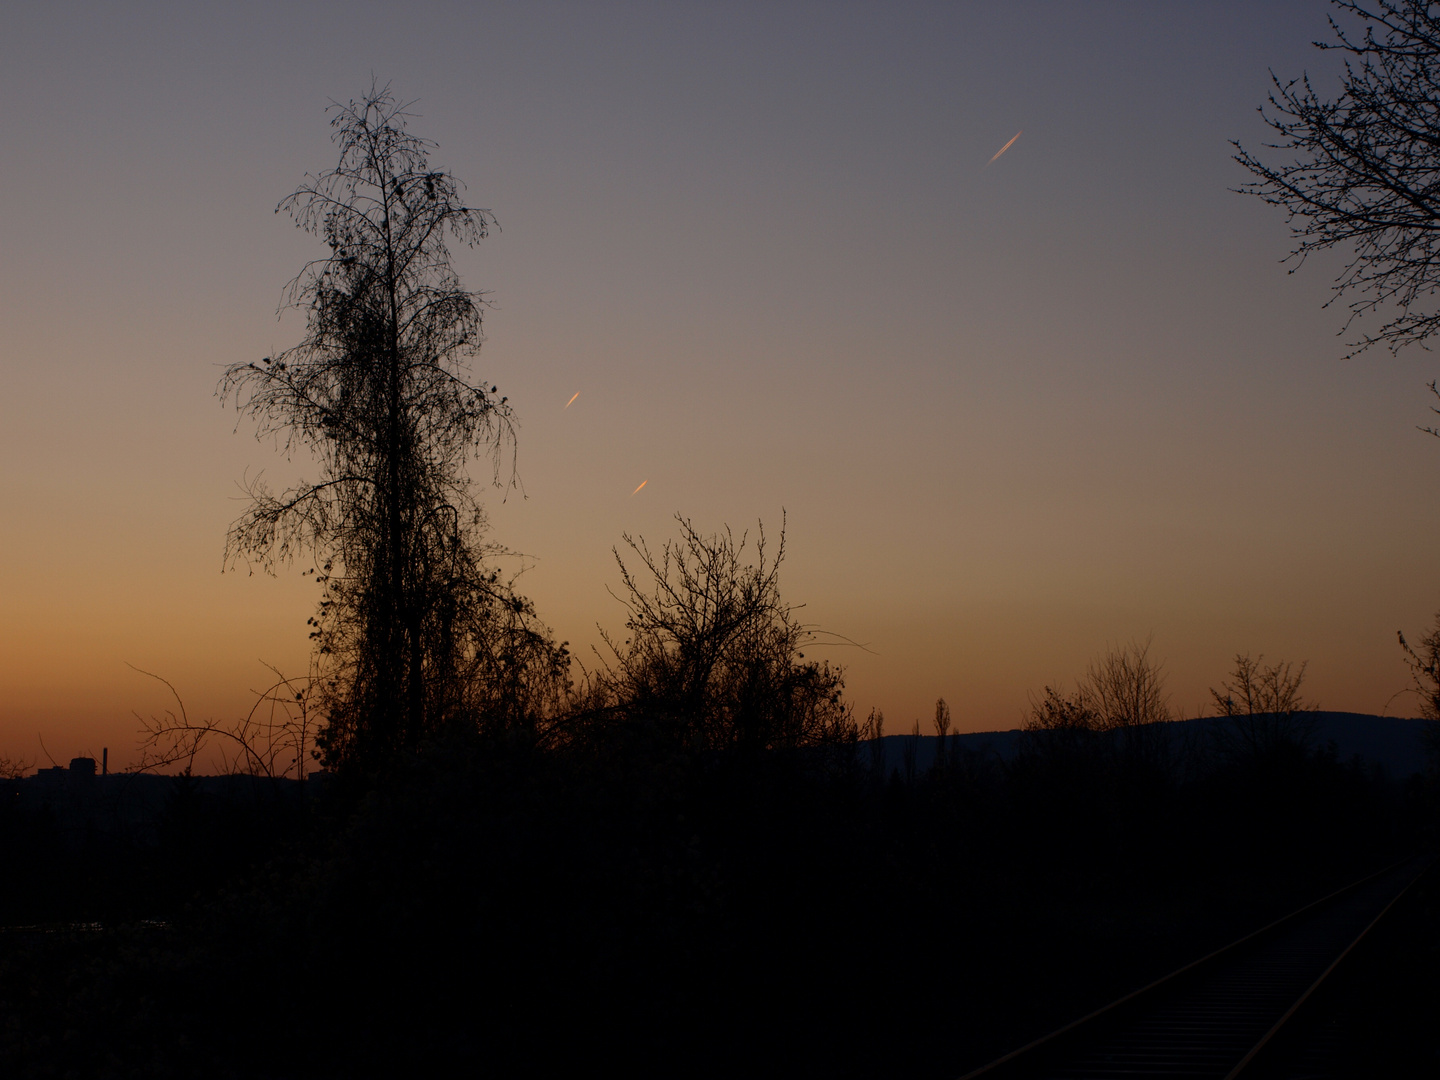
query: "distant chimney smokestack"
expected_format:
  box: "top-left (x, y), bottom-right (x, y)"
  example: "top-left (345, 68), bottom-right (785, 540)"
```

top-left (102, 748), bottom-right (108, 776)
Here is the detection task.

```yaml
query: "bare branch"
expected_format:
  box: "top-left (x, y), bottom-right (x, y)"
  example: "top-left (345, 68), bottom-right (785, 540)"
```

top-left (1235, 1), bottom-right (1440, 355)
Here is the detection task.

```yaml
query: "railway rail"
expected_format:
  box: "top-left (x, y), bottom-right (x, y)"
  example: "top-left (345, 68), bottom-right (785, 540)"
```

top-left (959, 854), bottom-right (1433, 1079)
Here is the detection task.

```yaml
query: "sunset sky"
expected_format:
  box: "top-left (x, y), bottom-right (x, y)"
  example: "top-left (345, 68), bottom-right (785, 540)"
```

top-left (5, 1), bottom-right (1440, 769)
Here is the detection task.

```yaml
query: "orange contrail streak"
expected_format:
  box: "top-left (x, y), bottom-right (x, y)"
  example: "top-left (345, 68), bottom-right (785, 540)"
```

top-left (564, 392), bottom-right (580, 409)
top-left (631, 480), bottom-right (647, 496)
top-left (988, 130), bottom-right (1022, 165)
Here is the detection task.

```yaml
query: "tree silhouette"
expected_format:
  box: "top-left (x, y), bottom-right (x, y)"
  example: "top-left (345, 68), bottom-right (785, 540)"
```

top-left (1209, 652), bottom-right (1318, 762)
top-left (1026, 640), bottom-right (1171, 735)
top-left (1397, 614), bottom-right (1440, 769)
top-left (585, 515), bottom-right (854, 757)
top-left (221, 85), bottom-right (566, 773)
top-left (1398, 615), bottom-right (1440, 720)
top-left (1083, 638), bottom-right (1172, 730)
top-left (1234, 1), bottom-right (1440, 355)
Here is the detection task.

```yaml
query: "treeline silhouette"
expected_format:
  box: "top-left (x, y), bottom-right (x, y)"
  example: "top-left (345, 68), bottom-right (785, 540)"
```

top-left (2, 552), bottom-right (1435, 1077)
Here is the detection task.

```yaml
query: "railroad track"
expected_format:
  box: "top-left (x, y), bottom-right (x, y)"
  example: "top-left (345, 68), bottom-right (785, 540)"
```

top-left (960, 854), bottom-right (1433, 1080)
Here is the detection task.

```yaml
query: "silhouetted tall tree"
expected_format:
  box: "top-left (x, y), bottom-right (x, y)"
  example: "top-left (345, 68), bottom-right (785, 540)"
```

top-left (1234, 1), bottom-right (1440, 355)
top-left (222, 85), bottom-right (566, 772)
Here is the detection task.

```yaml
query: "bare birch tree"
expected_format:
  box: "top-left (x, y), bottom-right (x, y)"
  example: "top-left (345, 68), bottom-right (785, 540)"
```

top-left (222, 84), bottom-right (566, 773)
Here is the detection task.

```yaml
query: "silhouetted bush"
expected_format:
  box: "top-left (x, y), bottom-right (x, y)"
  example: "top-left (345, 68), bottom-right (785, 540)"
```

top-left (570, 515), bottom-right (857, 764)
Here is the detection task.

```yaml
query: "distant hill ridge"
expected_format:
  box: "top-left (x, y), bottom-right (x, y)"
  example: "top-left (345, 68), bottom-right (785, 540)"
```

top-left (866, 712), bottom-right (1434, 779)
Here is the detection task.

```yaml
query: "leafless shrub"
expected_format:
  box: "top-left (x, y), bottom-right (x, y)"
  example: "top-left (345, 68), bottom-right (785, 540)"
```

top-left (1084, 639), bottom-right (1172, 730)
top-left (1027, 640), bottom-right (1171, 734)
top-left (1209, 653), bottom-right (1318, 761)
top-left (585, 514), bottom-right (857, 757)
top-left (1022, 641), bottom-right (1177, 778)
top-left (1025, 686), bottom-right (1101, 734)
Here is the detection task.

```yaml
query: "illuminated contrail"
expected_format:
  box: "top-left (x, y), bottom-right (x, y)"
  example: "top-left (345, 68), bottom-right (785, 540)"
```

top-left (631, 480), bottom-right (647, 496)
top-left (988, 130), bottom-right (1022, 165)
top-left (564, 392), bottom-right (580, 409)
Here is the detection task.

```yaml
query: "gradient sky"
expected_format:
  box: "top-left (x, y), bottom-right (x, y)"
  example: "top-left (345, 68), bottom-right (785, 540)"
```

top-left (5, 1), bottom-right (1440, 769)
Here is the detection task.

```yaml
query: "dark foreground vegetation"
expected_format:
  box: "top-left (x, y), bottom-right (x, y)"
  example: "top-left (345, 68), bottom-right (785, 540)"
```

top-left (2, 702), bottom-right (1435, 1079)
top-left (9, 61), bottom-right (1440, 1074)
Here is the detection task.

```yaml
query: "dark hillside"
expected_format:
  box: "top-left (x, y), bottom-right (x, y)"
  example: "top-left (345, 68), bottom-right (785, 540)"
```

top-left (869, 712), bottom-right (1432, 779)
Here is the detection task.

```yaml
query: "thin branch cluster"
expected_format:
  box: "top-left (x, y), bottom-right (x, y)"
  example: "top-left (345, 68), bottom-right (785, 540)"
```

top-left (131, 664), bottom-right (317, 781)
top-left (1398, 616), bottom-right (1440, 719)
top-left (1398, 613), bottom-right (1440, 769)
top-left (580, 515), bottom-right (856, 757)
top-left (1234, 1), bottom-right (1440, 354)
top-left (1026, 639), bottom-right (1173, 735)
top-left (1209, 653), bottom-right (1318, 762)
